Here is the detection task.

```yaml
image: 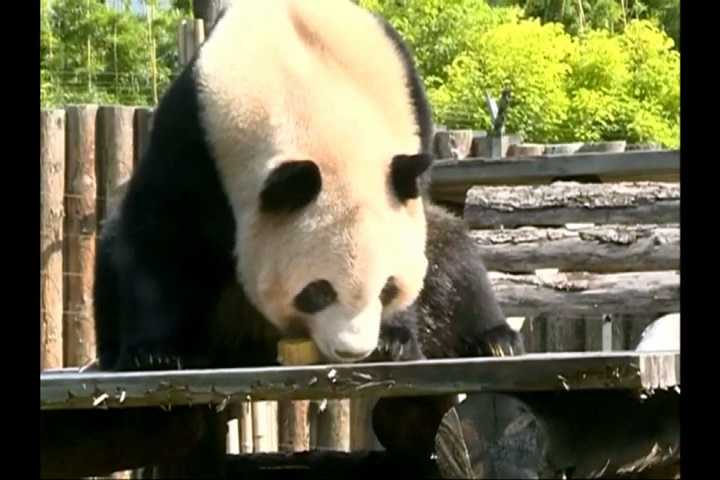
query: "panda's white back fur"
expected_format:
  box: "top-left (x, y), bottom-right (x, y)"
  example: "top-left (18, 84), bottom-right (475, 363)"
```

top-left (635, 313), bottom-right (680, 352)
top-left (192, 0), bottom-right (429, 362)
top-left (196, 0), bottom-right (419, 207)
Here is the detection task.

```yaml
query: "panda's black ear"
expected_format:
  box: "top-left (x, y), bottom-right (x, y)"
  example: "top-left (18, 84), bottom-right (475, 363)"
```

top-left (390, 153), bottom-right (433, 202)
top-left (260, 160), bottom-right (322, 214)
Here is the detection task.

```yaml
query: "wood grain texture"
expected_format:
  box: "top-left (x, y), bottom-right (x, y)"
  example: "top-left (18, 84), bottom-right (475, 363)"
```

top-left (63, 104), bottom-right (98, 367)
top-left (464, 182), bottom-right (680, 228)
top-left (473, 225), bottom-right (679, 273)
top-left (40, 109), bottom-right (66, 370)
top-left (489, 270), bottom-right (679, 317)
top-left (430, 150), bottom-right (679, 204)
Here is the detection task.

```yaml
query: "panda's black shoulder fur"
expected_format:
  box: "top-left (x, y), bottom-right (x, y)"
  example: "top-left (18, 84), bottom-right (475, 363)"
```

top-left (93, 60), bottom-right (238, 371)
top-left (374, 204), bottom-right (524, 363)
top-left (422, 204), bottom-right (525, 357)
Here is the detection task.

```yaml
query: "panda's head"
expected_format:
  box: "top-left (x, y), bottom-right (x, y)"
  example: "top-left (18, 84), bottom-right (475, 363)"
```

top-left (195, 0), bottom-right (433, 363)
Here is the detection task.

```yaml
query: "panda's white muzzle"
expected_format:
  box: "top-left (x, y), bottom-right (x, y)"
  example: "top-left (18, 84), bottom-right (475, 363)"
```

top-left (309, 299), bottom-right (382, 363)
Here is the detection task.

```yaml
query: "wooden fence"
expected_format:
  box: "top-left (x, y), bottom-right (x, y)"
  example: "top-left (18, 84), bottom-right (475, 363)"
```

top-left (40, 106), bottom-right (153, 372)
top-left (428, 142), bottom-right (680, 354)
top-left (40, 105), bottom-right (680, 475)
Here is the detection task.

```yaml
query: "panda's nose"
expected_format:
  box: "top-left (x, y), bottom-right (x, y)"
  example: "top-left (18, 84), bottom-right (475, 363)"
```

top-left (333, 348), bottom-right (372, 361)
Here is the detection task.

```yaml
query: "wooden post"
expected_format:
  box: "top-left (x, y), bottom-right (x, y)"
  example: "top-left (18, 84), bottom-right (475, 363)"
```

top-left (276, 340), bottom-right (352, 453)
top-left (40, 109), bottom-right (66, 371)
top-left (177, 19), bottom-right (205, 65)
top-left (226, 404), bottom-right (241, 454)
top-left (63, 105), bottom-right (98, 368)
top-left (251, 402), bottom-right (277, 452)
top-left (277, 339), bottom-right (321, 452)
top-left (316, 399), bottom-right (351, 452)
top-left (156, 407), bottom-right (228, 479)
top-left (97, 106), bottom-right (135, 222)
top-left (349, 397), bottom-right (377, 450)
top-left (239, 401), bottom-right (254, 453)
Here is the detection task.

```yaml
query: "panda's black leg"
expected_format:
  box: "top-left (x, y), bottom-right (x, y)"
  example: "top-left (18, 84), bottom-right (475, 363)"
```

top-left (474, 323), bottom-right (526, 357)
top-left (112, 263), bottom-right (212, 372)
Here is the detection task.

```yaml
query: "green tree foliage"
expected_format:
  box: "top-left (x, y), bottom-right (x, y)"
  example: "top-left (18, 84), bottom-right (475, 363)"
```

top-left (433, 19), bottom-right (577, 143)
top-left (362, 1), bottom-right (679, 147)
top-left (42, 0), bottom-right (679, 147)
top-left (360, 0), bottom-right (521, 90)
top-left (501, 0), bottom-right (680, 50)
top-left (41, 0), bottom-right (184, 107)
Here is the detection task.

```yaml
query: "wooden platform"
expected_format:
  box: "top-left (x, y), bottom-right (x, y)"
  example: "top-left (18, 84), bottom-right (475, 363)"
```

top-left (429, 149), bottom-right (680, 204)
top-left (40, 351), bottom-right (680, 410)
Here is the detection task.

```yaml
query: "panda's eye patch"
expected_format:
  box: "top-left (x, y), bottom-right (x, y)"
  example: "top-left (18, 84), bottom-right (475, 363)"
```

top-left (294, 279), bottom-right (337, 314)
top-left (260, 160), bottom-right (322, 214)
top-left (390, 153), bottom-right (433, 202)
top-left (379, 276), bottom-right (399, 306)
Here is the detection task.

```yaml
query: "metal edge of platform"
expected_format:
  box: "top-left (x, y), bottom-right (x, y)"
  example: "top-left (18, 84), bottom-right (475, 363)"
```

top-left (40, 351), bottom-right (680, 410)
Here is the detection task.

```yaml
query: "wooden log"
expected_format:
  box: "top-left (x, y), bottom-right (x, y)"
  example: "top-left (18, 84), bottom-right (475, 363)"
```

top-left (349, 396), bottom-right (377, 450)
top-left (239, 401), bottom-right (254, 453)
top-left (40, 109), bottom-right (66, 370)
top-left (435, 389), bottom-right (680, 479)
top-left (63, 105), bottom-right (98, 367)
top-left (155, 407), bottom-right (228, 479)
top-left (96, 106), bottom-right (135, 222)
top-left (224, 451), bottom-right (439, 479)
top-left (275, 340), bottom-right (352, 452)
top-left (40, 351), bottom-right (680, 410)
top-left (316, 399), bottom-right (351, 452)
top-left (464, 182), bottom-right (680, 228)
top-left (133, 107), bottom-right (153, 166)
top-left (433, 130), bottom-right (473, 159)
top-left (40, 407), bottom-right (205, 478)
top-left (251, 401), bottom-right (277, 452)
top-left (435, 393), bottom-right (548, 479)
top-left (39, 392), bottom-right (678, 479)
top-left (507, 143), bottom-right (545, 157)
top-left (226, 405), bottom-right (241, 454)
top-left (224, 390), bottom-right (679, 479)
top-left (473, 225), bottom-right (680, 274)
top-left (471, 133), bottom-right (522, 158)
top-left (490, 270), bottom-right (679, 317)
top-left (277, 340), bottom-right (321, 452)
top-left (429, 150), bottom-right (679, 204)
top-left (519, 389), bottom-right (680, 478)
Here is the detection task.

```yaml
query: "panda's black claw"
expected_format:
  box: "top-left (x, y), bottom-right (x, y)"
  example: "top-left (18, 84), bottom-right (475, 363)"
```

top-left (475, 324), bottom-right (525, 357)
top-left (371, 323), bottom-right (424, 362)
top-left (135, 353), bottom-right (182, 371)
top-left (115, 345), bottom-right (188, 372)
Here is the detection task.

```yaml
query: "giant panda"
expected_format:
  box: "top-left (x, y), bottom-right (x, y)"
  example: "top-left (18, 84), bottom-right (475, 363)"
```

top-left (93, 0), bottom-right (523, 457)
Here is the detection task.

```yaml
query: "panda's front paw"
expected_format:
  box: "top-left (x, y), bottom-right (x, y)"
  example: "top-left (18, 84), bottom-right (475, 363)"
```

top-left (372, 324), bottom-right (424, 362)
top-left (475, 324), bottom-right (525, 357)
